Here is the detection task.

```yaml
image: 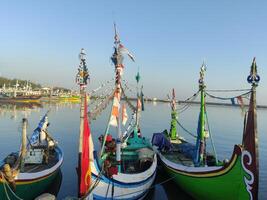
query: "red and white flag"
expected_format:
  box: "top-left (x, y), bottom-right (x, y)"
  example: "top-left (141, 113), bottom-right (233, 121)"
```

top-left (118, 44), bottom-right (135, 62)
top-left (110, 90), bottom-right (121, 127)
top-left (79, 94), bottom-right (92, 197)
top-left (137, 98), bottom-right (142, 111)
top-left (122, 103), bottom-right (128, 125)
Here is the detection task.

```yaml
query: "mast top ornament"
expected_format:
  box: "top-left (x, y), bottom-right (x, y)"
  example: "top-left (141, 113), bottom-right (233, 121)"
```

top-left (247, 57), bottom-right (260, 86)
top-left (76, 48), bottom-right (90, 87)
top-left (198, 62), bottom-right (206, 89)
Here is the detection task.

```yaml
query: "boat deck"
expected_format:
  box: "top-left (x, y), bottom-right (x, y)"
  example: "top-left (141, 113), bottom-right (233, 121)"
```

top-left (161, 140), bottom-right (218, 167)
top-left (161, 141), bottom-right (195, 166)
top-left (1, 149), bottom-right (59, 173)
top-left (103, 147), bottom-right (155, 174)
top-left (23, 150), bottom-right (59, 173)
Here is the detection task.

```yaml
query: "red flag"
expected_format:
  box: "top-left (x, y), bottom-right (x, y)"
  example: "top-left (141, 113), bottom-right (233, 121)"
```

top-left (79, 94), bottom-right (91, 196)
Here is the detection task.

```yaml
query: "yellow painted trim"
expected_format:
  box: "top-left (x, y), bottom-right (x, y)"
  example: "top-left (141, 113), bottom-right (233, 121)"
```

top-left (165, 154), bottom-right (238, 178)
top-left (0, 170), bottom-right (57, 185)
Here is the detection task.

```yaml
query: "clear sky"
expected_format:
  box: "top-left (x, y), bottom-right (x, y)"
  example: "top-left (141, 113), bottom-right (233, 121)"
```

top-left (0, 1), bottom-right (266, 104)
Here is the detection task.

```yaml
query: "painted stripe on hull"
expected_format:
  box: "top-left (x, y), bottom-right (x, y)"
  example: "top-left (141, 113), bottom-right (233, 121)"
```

top-left (157, 145), bottom-right (250, 200)
top-left (158, 145), bottom-right (241, 178)
top-left (93, 190), bottom-right (148, 200)
top-left (91, 171), bottom-right (155, 200)
top-left (89, 150), bottom-right (157, 199)
top-left (0, 146), bottom-right (63, 184)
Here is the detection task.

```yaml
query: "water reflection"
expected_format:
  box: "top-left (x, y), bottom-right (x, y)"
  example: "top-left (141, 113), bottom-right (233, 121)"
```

top-left (0, 102), bottom-right (42, 119)
top-left (0, 101), bottom-right (266, 199)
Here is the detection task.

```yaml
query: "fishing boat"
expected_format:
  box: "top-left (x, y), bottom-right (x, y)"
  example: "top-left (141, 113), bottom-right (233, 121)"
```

top-left (0, 112), bottom-right (63, 200)
top-left (152, 58), bottom-right (260, 200)
top-left (0, 80), bottom-right (42, 103)
top-left (75, 25), bottom-right (157, 200)
top-left (0, 94), bottom-right (42, 103)
top-left (58, 95), bottom-right (80, 103)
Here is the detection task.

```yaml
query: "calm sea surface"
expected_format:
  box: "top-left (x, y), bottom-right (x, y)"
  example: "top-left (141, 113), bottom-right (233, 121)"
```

top-left (0, 102), bottom-right (266, 199)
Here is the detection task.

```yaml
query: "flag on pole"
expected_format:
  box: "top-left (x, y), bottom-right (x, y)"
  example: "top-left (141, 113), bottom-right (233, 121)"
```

top-left (110, 91), bottom-right (121, 127)
top-left (79, 94), bottom-right (91, 197)
top-left (137, 98), bottom-right (142, 111)
top-left (118, 44), bottom-right (135, 62)
top-left (122, 103), bottom-right (128, 125)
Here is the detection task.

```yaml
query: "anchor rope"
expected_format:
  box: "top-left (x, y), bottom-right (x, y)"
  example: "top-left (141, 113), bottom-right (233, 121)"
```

top-left (1, 171), bottom-right (23, 200)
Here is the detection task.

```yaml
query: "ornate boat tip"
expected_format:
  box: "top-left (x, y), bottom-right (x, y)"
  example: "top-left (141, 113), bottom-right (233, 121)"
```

top-left (198, 62), bottom-right (206, 87)
top-left (79, 48), bottom-right (86, 61)
top-left (247, 57), bottom-right (260, 86)
top-left (76, 48), bottom-right (90, 86)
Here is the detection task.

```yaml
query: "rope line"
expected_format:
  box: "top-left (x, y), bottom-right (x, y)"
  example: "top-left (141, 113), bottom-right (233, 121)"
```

top-left (206, 88), bottom-right (251, 92)
top-left (121, 85), bottom-right (136, 112)
top-left (177, 91), bottom-right (199, 114)
top-left (88, 88), bottom-right (115, 120)
top-left (1, 171), bottom-right (23, 200)
top-left (90, 78), bottom-right (114, 95)
top-left (176, 119), bottom-right (197, 138)
top-left (206, 91), bottom-right (251, 100)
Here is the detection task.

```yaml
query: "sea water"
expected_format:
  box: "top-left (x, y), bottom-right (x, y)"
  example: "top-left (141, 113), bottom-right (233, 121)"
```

top-left (0, 102), bottom-right (266, 199)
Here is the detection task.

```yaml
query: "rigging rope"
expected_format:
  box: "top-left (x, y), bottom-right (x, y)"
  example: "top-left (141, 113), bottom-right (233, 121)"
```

top-left (177, 91), bottom-right (200, 114)
top-left (120, 85), bottom-right (136, 112)
top-left (88, 89), bottom-right (115, 120)
top-left (206, 88), bottom-right (251, 92)
top-left (205, 111), bottom-right (218, 165)
top-left (122, 113), bottom-right (136, 138)
top-left (176, 119), bottom-right (197, 138)
top-left (205, 91), bottom-right (251, 101)
top-left (89, 78), bottom-right (114, 95)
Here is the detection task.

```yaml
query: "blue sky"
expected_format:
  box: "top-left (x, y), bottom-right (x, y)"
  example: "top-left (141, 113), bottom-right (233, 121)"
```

top-left (0, 1), bottom-right (266, 104)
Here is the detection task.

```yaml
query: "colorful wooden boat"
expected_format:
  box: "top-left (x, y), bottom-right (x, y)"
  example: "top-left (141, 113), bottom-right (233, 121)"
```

top-left (58, 95), bottom-right (81, 102)
top-left (0, 113), bottom-right (63, 200)
top-left (152, 58), bottom-right (260, 200)
top-left (0, 94), bottom-right (42, 103)
top-left (75, 24), bottom-right (157, 200)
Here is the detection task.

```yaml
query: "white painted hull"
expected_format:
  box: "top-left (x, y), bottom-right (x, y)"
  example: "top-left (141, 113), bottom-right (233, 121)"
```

top-left (88, 151), bottom-right (157, 200)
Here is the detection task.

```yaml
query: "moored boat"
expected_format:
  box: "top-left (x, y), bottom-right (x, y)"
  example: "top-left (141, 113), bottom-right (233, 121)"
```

top-left (75, 24), bottom-right (157, 200)
top-left (0, 112), bottom-right (63, 200)
top-left (0, 94), bottom-right (42, 103)
top-left (152, 59), bottom-right (260, 200)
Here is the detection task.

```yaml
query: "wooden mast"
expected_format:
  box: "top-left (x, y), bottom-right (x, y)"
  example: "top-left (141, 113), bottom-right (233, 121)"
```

top-left (113, 23), bottom-right (122, 173)
top-left (76, 48), bottom-right (89, 197)
top-left (20, 118), bottom-right (28, 171)
top-left (242, 57), bottom-right (260, 200)
top-left (195, 63), bottom-right (206, 166)
top-left (170, 88), bottom-right (178, 140)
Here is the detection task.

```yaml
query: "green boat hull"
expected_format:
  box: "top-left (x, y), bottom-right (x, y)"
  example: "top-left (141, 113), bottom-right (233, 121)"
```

top-left (0, 169), bottom-right (60, 200)
top-left (160, 145), bottom-right (251, 200)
